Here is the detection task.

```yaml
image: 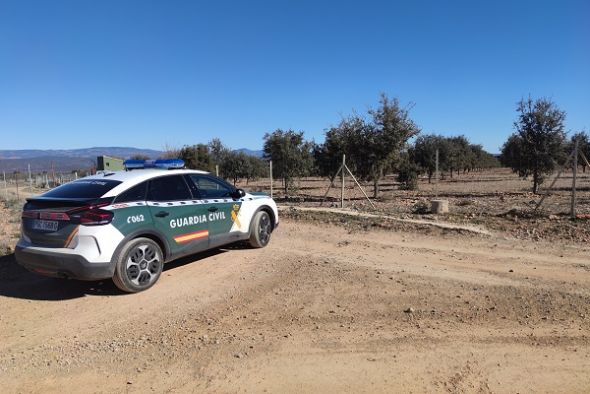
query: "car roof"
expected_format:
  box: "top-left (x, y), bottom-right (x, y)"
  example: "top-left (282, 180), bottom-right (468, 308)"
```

top-left (81, 169), bottom-right (210, 198)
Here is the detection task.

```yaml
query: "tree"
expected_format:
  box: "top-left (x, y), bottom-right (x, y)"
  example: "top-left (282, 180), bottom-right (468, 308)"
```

top-left (220, 151), bottom-right (250, 185)
top-left (208, 138), bottom-right (231, 165)
top-left (501, 97), bottom-right (567, 194)
top-left (568, 131), bottom-right (590, 173)
top-left (446, 136), bottom-right (471, 177)
top-left (411, 134), bottom-right (449, 183)
top-left (316, 115), bottom-right (367, 182)
top-left (396, 152), bottom-right (419, 190)
top-left (366, 94), bottom-right (420, 196)
top-left (263, 129), bottom-right (314, 196)
top-left (315, 94), bottom-right (420, 198)
top-left (245, 155), bottom-right (268, 184)
top-left (177, 144), bottom-right (214, 171)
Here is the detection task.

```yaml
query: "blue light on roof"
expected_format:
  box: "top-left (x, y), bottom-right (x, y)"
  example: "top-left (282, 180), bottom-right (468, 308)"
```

top-left (123, 159), bottom-right (185, 170)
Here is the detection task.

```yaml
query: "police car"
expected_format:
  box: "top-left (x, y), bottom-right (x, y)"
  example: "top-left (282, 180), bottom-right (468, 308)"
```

top-left (15, 159), bottom-right (278, 293)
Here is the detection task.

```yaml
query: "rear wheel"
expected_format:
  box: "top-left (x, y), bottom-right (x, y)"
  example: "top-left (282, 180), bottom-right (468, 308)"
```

top-left (248, 211), bottom-right (272, 248)
top-left (112, 237), bottom-right (163, 293)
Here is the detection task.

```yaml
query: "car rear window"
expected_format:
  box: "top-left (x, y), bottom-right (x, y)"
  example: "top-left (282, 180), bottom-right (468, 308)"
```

top-left (115, 181), bottom-right (148, 203)
top-left (41, 179), bottom-right (122, 199)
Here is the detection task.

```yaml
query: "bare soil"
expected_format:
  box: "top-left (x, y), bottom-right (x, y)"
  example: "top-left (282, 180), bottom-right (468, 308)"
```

top-left (1, 218), bottom-right (589, 393)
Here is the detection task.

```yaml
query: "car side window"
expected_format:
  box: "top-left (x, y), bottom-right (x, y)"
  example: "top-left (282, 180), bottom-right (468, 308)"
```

top-left (147, 175), bottom-right (192, 201)
top-left (115, 181), bottom-right (147, 203)
top-left (188, 175), bottom-right (234, 199)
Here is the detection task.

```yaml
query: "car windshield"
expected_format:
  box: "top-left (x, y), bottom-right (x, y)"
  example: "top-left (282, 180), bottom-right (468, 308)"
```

top-left (41, 179), bottom-right (122, 199)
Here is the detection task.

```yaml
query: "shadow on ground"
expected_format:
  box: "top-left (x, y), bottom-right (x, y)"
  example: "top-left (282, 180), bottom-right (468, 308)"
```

top-left (0, 248), bottom-right (229, 301)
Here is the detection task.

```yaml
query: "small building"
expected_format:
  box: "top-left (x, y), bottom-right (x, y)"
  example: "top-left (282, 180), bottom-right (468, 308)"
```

top-left (97, 155), bottom-right (124, 171)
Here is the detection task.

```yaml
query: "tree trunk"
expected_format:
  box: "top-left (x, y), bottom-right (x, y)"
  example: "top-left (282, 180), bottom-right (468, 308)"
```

top-left (533, 172), bottom-right (540, 194)
top-left (373, 178), bottom-right (379, 199)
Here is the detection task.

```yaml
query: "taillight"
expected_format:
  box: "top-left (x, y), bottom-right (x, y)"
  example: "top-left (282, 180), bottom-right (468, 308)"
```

top-left (40, 212), bottom-right (70, 221)
top-left (68, 202), bottom-right (113, 226)
top-left (21, 211), bottom-right (70, 220)
top-left (70, 209), bottom-right (113, 226)
top-left (22, 211), bottom-right (39, 219)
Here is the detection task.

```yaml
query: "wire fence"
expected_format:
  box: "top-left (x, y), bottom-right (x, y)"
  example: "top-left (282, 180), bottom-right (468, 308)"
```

top-left (1, 170), bottom-right (81, 203)
top-left (2, 159), bottom-right (590, 219)
top-left (240, 159), bottom-right (590, 218)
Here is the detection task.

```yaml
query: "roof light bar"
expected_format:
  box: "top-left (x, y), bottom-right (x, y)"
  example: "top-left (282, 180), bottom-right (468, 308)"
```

top-left (123, 159), bottom-right (185, 170)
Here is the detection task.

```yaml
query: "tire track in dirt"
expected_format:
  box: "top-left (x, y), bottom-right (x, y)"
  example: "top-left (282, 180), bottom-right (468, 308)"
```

top-left (0, 219), bottom-right (589, 393)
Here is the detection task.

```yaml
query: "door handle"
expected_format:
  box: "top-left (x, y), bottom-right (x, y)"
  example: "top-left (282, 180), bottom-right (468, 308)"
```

top-left (155, 211), bottom-right (169, 218)
top-left (208, 207), bottom-right (218, 212)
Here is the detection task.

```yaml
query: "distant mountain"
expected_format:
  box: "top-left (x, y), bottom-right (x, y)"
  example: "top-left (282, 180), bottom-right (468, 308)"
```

top-left (0, 147), bottom-right (162, 160)
top-left (0, 146), bottom-right (265, 173)
top-left (234, 148), bottom-right (264, 158)
top-left (0, 147), bottom-right (162, 173)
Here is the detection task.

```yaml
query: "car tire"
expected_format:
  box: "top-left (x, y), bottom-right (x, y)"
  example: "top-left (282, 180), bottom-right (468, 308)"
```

top-left (112, 237), bottom-right (164, 293)
top-left (248, 210), bottom-right (272, 248)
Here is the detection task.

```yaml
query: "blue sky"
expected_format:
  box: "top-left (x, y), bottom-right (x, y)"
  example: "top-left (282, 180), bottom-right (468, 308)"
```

top-left (0, 0), bottom-right (588, 153)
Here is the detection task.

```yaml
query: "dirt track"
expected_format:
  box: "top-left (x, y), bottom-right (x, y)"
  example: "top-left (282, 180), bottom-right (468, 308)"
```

top-left (1, 219), bottom-right (589, 393)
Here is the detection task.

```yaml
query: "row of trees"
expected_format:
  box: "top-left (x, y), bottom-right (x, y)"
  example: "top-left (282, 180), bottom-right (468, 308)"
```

top-left (158, 94), bottom-right (499, 196)
top-left (160, 94), bottom-right (582, 196)
top-left (411, 135), bottom-right (499, 183)
top-left (158, 139), bottom-right (269, 185)
top-left (263, 94), bottom-right (498, 196)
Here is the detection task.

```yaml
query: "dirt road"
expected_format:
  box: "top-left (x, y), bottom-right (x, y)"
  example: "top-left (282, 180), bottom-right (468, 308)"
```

top-left (1, 219), bottom-right (589, 393)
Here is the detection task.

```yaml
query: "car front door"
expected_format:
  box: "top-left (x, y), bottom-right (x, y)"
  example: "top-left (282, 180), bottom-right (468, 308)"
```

top-left (147, 174), bottom-right (210, 259)
top-left (185, 174), bottom-right (242, 248)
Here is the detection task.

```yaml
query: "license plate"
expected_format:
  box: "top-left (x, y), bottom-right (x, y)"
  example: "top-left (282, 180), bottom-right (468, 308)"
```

top-left (32, 220), bottom-right (59, 232)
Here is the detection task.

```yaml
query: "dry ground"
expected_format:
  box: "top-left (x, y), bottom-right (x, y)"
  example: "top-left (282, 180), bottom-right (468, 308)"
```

top-left (1, 217), bottom-right (589, 393)
top-left (246, 168), bottom-right (590, 243)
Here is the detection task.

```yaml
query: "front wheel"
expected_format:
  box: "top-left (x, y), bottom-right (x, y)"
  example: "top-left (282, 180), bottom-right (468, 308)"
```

top-left (248, 211), bottom-right (272, 248)
top-left (112, 238), bottom-right (164, 293)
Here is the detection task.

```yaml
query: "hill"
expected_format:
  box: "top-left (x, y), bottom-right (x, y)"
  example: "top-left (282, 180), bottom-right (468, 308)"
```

top-left (0, 147), bottom-right (162, 172)
top-left (234, 148), bottom-right (264, 158)
top-left (0, 147), bottom-right (264, 172)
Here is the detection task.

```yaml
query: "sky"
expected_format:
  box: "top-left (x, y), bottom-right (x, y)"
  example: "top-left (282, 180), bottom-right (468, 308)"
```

top-left (0, 0), bottom-right (588, 154)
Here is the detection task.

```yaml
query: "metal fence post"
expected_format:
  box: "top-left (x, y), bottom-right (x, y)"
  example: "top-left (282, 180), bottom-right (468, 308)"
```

top-left (341, 154), bottom-right (345, 208)
top-left (28, 163), bottom-right (33, 193)
top-left (435, 148), bottom-right (439, 197)
top-left (571, 139), bottom-right (578, 219)
top-left (15, 173), bottom-right (20, 201)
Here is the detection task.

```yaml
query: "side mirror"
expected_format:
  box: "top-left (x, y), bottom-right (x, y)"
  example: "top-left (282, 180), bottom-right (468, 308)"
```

top-left (231, 188), bottom-right (246, 199)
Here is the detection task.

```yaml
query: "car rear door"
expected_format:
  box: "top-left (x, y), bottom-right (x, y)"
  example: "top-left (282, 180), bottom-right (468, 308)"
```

top-left (146, 174), bottom-right (210, 259)
top-left (185, 174), bottom-right (242, 248)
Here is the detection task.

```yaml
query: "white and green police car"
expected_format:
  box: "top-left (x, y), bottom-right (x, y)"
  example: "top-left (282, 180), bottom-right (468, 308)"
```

top-left (15, 159), bottom-right (278, 293)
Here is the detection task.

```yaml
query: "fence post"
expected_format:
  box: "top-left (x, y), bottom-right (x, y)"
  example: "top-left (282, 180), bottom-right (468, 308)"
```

top-left (215, 164), bottom-right (219, 177)
top-left (269, 160), bottom-right (273, 198)
top-left (15, 173), bottom-right (20, 201)
top-left (435, 148), bottom-right (439, 197)
top-left (28, 163), bottom-right (33, 193)
top-left (341, 154), bottom-right (346, 208)
top-left (571, 139), bottom-right (578, 219)
top-left (2, 171), bottom-right (6, 200)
